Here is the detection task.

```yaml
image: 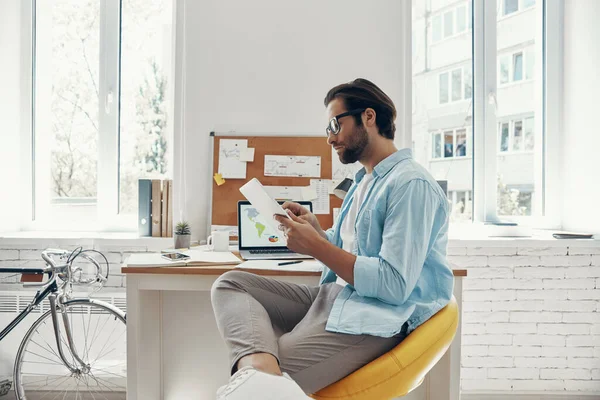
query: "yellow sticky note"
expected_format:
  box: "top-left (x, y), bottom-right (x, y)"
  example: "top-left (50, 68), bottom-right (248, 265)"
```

top-left (213, 173), bottom-right (226, 186)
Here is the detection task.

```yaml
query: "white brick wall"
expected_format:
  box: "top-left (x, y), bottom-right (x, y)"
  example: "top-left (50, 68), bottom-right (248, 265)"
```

top-left (451, 242), bottom-right (600, 394)
top-left (2, 237), bottom-right (600, 394)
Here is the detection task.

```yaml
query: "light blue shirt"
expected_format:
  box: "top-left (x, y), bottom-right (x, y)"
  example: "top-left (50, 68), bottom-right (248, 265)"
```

top-left (321, 148), bottom-right (454, 338)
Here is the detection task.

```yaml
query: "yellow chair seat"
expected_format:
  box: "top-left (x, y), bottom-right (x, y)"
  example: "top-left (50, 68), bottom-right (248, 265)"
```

top-left (312, 296), bottom-right (459, 400)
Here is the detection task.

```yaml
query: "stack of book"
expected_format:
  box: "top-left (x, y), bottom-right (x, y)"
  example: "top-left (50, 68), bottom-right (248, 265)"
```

top-left (138, 179), bottom-right (173, 237)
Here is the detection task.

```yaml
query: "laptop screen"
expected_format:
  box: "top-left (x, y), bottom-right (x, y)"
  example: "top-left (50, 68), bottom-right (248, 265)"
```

top-left (238, 201), bottom-right (313, 250)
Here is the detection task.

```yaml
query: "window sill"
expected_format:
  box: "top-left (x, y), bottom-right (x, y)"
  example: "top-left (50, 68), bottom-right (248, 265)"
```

top-left (1, 227), bottom-right (597, 251)
top-left (448, 224), bottom-right (599, 247)
top-left (0, 231), bottom-right (174, 251)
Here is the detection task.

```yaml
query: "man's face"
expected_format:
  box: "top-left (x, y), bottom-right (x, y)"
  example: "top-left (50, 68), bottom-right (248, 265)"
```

top-left (326, 99), bottom-right (369, 164)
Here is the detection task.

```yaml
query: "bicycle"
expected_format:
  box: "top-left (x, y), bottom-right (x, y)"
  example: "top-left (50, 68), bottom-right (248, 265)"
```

top-left (0, 248), bottom-right (126, 400)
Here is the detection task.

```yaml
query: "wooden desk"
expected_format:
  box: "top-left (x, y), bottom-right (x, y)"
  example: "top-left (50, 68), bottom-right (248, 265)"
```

top-left (123, 265), bottom-right (466, 400)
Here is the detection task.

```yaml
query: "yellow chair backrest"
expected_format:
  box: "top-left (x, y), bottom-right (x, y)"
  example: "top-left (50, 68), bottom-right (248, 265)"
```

top-left (312, 296), bottom-right (459, 400)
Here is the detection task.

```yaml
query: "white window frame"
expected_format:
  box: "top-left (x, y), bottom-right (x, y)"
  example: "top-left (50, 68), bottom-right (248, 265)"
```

top-left (19, 0), bottom-right (176, 232)
top-left (473, 0), bottom-right (562, 228)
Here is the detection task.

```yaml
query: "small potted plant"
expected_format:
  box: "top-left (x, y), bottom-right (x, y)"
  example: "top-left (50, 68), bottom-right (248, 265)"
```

top-left (174, 221), bottom-right (191, 249)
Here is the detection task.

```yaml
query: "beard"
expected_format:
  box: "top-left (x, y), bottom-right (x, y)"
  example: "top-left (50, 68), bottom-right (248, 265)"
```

top-left (340, 125), bottom-right (369, 164)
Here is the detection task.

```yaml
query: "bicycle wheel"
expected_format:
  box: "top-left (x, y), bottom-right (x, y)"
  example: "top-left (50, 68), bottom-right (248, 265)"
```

top-left (13, 299), bottom-right (126, 400)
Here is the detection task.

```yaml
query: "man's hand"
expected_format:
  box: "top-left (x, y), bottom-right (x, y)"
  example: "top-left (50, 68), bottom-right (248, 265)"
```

top-left (281, 201), bottom-right (326, 240)
top-left (274, 210), bottom-right (327, 256)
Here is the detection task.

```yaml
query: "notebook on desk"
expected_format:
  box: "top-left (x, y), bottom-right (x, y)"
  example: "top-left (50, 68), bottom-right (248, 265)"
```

top-left (125, 250), bottom-right (242, 268)
top-left (238, 200), bottom-right (314, 260)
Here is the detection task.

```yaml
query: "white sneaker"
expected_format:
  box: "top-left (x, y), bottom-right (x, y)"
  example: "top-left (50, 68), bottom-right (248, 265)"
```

top-left (216, 366), bottom-right (310, 400)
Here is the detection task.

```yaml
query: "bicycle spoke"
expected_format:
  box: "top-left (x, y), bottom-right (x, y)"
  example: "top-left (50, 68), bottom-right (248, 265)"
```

top-left (21, 373), bottom-right (72, 388)
top-left (82, 305), bottom-right (91, 362)
top-left (36, 375), bottom-right (72, 400)
top-left (24, 349), bottom-right (70, 368)
top-left (90, 367), bottom-right (126, 381)
top-left (88, 313), bottom-right (113, 354)
top-left (87, 371), bottom-right (119, 395)
top-left (83, 374), bottom-right (112, 400)
top-left (28, 337), bottom-right (65, 364)
top-left (90, 325), bottom-right (125, 366)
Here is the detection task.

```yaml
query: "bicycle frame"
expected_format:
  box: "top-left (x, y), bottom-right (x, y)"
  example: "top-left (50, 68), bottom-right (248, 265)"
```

top-left (0, 267), bottom-right (50, 342)
top-left (0, 266), bottom-right (88, 373)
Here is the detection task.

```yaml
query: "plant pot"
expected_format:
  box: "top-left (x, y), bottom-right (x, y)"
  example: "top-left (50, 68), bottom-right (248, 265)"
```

top-left (174, 234), bottom-right (191, 249)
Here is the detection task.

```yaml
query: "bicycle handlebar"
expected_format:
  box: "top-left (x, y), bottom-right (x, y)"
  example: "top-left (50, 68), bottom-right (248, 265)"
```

top-left (23, 248), bottom-right (106, 289)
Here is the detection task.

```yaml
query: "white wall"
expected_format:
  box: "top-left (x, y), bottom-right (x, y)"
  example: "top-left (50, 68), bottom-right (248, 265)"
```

top-left (0, 0), bottom-right (22, 233)
top-left (562, 0), bottom-right (600, 234)
top-left (175, 0), bottom-right (409, 240)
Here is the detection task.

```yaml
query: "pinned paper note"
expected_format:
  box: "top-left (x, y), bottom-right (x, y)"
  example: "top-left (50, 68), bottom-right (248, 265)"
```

top-left (213, 173), bottom-right (226, 186)
top-left (301, 187), bottom-right (318, 201)
top-left (239, 148), bottom-right (255, 162)
top-left (264, 186), bottom-right (303, 201)
top-left (218, 139), bottom-right (247, 179)
top-left (310, 179), bottom-right (330, 214)
top-left (264, 155), bottom-right (321, 177)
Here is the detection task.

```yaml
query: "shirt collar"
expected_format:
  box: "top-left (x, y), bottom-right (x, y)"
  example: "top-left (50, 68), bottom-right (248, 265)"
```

top-left (354, 148), bottom-right (412, 182)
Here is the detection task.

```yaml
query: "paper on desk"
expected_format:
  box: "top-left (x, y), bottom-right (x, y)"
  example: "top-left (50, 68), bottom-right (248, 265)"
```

top-left (218, 139), bottom-right (247, 179)
top-left (236, 260), bottom-right (323, 272)
top-left (239, 178), bottom-right (290, 233)
top-left (331, 148), bottom-right (361, 180)
top-left (125, 250), bottom-right (241, 267)
top-left (264, 155), bottom-right (321, 177)
top-left (310, 179), bottom-right (330, 214)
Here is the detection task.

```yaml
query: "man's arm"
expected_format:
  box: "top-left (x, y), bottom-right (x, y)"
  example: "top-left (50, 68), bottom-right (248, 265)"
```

top-left (312, 240), bottom-right (357, 285)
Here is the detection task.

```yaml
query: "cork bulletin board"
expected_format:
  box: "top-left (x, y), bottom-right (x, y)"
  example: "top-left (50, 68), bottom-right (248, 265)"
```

top-left (210, 133), bottom-right (343, 233)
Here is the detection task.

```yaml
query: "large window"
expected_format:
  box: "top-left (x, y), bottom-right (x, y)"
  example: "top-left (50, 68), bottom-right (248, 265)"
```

top-left (27, 0), bottom-right (173, 231)
top-left (413, 0), bottom-right (557, 225)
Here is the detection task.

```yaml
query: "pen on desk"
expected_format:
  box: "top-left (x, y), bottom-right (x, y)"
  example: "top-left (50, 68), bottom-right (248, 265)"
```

top-left (278, 260), bottom-right (303, 266)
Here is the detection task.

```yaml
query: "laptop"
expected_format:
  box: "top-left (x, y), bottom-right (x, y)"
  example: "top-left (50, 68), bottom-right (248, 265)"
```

top-left (238, 200), bottom-right (315, 260)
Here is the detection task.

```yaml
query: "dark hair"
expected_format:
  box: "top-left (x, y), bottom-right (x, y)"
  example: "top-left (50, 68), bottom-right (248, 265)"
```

top-left (324, 78), bottom-right (396, 140)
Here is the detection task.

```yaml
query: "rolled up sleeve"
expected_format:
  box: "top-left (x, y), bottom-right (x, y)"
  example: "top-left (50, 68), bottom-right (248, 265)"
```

top-left (353, 179), bottom-right (443, 305)
top-left (325, 227), bottom-right (336, 244)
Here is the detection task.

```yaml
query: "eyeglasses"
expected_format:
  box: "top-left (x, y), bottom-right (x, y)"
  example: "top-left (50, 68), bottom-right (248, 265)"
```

top-left (326, 108), bottom-right (365, 136)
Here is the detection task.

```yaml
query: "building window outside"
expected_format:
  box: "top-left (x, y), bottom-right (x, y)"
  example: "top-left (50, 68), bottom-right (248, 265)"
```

top-left (498, 117), bottom-right (534, 153)
top-left (432, 128), bottom-right (471, 160)
top-left (439, 66), bottom-right (471, 104)
top-left (499, 48), bottom-right (534, 85)
top-left (431, 2), bottom-right (471, 44)
top-left (449, 190), bottom-right (472, 221)
top-left (502, 0), bottom-right (536, 16)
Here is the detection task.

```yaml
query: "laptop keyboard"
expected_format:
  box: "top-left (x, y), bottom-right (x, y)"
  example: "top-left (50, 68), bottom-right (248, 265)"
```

top-left (249, 249), bottom-right (293, 254)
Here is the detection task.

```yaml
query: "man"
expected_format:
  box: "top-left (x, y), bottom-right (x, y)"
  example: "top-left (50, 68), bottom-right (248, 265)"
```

top-left (212, 78), bottom-right (454, 399)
